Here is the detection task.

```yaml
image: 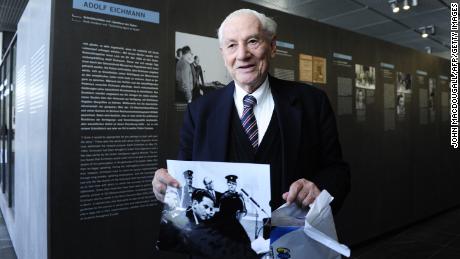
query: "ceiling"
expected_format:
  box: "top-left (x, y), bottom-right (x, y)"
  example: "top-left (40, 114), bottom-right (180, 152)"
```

top-left (0, 0), bottom-right (453, 59)
top-left (243, 0), bottom-right (453, 59)
top-left (0, 0), bottom-right (28, 32)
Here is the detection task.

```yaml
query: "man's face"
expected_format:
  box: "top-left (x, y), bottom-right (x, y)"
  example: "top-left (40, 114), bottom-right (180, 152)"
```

top-left (227, 182), bottom-right (237, 192)
top-left (220, 14), bottom-right (276, 91)
top-left (164, 188), bottom-right (179, 208)
top-left (192, 197), bottom-right (215, 220)
top-left (398, 95), bottom-right (405, 106)
top-left (204, 180), bottom-right (214, 191)
top-left (183, 51), bottom-right (194, 64)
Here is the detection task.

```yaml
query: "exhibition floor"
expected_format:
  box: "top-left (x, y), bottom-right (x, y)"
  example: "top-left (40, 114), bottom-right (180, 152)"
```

top-left (351, 206), bottom-right (460, 258)
top-left (1, 207), bottom-right (460, 259)
top-left (0, 209), bottom-right (16, 259)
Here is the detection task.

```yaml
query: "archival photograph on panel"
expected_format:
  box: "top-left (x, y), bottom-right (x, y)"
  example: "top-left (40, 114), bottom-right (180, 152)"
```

top-left (428, 78), bottom-right (436, 122)
top-left (158, 160), bottom-right (271, 257)
top-left (396, 72), bottom-right (412, 120)
top-left (355, 88), bottom-right (366, 111)
top-left (355, 64), bottom-right (376, 90)
top-left (428, 78), bottom-right (436, 110)
top-left (175, 31), bottom-right (231, 103)
top-left (312, 56), bottom-right (327, 84)
top-left (298, 53), bottom-right (313, 83)
top-left (396, 93), bottom-right (406, 119)
top-left (396, 72), bottom-right (412, 94)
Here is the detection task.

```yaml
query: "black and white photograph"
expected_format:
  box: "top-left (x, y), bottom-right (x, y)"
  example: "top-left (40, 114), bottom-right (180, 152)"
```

top-left (158, 160), bottom-right (271, 258)
top-left (175, 32), bottom-right (231, 103)
top-left (396, 93), bottom-right (406, 119)
top-left (355, 64), bottom-right (376, 90)
top-left (355, 88), bottom-right (366, 111)
top-left (428, 78), bottom-right (436, 114)
top-left (396, 72), bottom-right (412, 94)
top-left (396, 72), bottom-right (412, 120)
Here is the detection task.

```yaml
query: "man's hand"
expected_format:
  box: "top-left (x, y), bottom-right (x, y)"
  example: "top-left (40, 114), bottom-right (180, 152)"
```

top-left (152, 168), bottom-right (181, 201)
top-left (282, 178), bottom-right (321, 209)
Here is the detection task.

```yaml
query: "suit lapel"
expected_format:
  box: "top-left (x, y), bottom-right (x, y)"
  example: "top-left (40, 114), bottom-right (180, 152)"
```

top-left (204, 77), bottom-right (302, 169)
top-left (206, 82), bottom-right (235, 161)
top-left (270, 76), bottom-right (301, 180)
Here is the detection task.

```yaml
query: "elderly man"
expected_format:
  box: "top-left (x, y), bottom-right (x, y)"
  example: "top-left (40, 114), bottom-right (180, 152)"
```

top-left (154, 9), bottom-right (350, 215)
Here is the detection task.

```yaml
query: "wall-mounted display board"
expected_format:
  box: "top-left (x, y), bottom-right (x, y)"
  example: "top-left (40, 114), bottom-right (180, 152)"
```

top-left (274, 40), bottom-right (296, 81)
top-left (333, 53), bottom-right (353, 116)
top-left (354, 64), bottom-right (376, 122)
top-left (298, 54), bottom-right (327, 85)
top-left (428, 78), bottom-right (436, 123)
top-left (49, 0), bottom-right (167, 258)
top-left (396, 72), bottom-right (412, 121)
top-left (416, 70), bottom-right (429, 125)
top-left (440, 75), bottom-right (450, 123)
top-left (381, 62), bottom-right (396, 131)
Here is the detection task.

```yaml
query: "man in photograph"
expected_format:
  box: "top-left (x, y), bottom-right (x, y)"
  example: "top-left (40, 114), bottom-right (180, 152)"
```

top-left (163, 187), bottom-right (181, 210)
top-left (356, 89), bottom-right (365, 110)
top-left (159, 188), bottom-right (257, 258)
top-left (193, 56), bottom-right (205, 87)
top-left (175, 48), bottom-right (182, 64)
top-left (154, 8), bottom-right (350, 219)
top-left (396, 94), bottom-right (405, 117)
top-left (187, 189), bottom-right (217, 224)
top-left (219, 175), bottom-right (246, 220)
top-left (203, 177), bottom-right (222, 206)
top-left (161, 189), bottom-right (217, 231)
top-left (180, 170), bottom-right (196, 208)
top-left (191, 55), bottom-right (204, 100)
top-left (176, 46), bottom-right (195, 103)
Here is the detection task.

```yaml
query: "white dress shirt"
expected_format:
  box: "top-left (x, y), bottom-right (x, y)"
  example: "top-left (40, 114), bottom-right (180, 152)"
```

top-left (233, 77), bottom-right (275, 145)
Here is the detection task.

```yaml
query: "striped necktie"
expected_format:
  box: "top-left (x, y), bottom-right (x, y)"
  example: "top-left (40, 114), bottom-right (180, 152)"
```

top-left (241, 95), bottom-right (258, 149)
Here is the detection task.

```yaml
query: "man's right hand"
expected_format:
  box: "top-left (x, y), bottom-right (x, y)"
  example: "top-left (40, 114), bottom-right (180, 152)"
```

top-left (152, 168), bottom-right (181, 201)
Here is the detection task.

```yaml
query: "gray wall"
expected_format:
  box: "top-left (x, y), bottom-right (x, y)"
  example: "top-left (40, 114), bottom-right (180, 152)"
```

top-left (0, 32), bottom-right (3, 58)
top-left (0, 0), bottom-right (52, 258)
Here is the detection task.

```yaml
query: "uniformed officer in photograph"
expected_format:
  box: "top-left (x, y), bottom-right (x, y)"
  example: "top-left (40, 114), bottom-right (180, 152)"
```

top-left (219, 175), bottom-right (247, 220)
top-left (180, 170), bottom-right (196, 208)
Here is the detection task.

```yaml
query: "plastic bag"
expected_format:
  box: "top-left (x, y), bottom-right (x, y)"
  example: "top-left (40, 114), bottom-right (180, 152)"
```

top-left (270, 190), bottom-right (350, 258)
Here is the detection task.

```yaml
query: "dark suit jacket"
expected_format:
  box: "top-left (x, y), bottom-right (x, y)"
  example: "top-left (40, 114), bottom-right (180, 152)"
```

top-left (178, 75), bottom-right (350, 214)
top-left (206, 190), bottom-right (222, 206)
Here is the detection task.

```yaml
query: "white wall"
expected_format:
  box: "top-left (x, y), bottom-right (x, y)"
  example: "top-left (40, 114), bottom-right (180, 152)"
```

top-left (0, 31), bottom-right (3, 61)
top-left (0, 0), bottom-right (52, 258)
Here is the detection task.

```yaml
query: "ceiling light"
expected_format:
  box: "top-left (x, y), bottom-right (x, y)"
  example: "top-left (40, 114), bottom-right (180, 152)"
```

top-left (412, 0), bottom-right (418, 7)
top-left (419, 25), bottom-right (435, 38)
top-left (421, 30), bottom-right (428, 38)
top-left (391, 2), bottom-right (400, 13)
top-left (403, 0), bottom-right (410, 10)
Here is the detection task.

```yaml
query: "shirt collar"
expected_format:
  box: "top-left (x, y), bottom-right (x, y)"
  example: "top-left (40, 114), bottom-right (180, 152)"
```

top-left (234, 76), bottom-right (270, 106)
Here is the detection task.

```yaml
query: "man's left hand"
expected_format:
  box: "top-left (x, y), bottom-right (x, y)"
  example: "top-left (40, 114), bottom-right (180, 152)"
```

top-left (282, 178), bottom-right (321, 209)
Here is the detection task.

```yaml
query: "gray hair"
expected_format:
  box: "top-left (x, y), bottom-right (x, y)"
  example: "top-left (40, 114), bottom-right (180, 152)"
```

top-left (217, 9), bottom-right (277, 45)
